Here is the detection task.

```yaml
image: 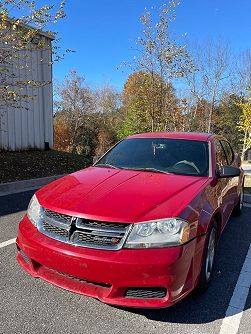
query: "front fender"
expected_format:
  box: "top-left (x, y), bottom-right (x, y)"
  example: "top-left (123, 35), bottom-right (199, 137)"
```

top-left (179, 183), bottom-right (222, 238)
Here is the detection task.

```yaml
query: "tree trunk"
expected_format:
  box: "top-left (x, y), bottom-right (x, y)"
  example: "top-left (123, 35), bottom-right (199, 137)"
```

top-left (207, 104), bottom-right (214, 133)
top-left (151, 117), bottom-right (154, 132)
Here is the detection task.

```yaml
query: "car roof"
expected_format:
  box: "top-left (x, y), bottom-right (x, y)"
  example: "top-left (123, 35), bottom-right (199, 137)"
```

top-left (127, 132), bottom-right (214, 142)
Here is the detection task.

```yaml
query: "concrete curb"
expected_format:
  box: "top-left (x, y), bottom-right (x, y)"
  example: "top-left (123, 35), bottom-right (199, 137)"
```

top-left (0, 174), bottom-right (65, 197)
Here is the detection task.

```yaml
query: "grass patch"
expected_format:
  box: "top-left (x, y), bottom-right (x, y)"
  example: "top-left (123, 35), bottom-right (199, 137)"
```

top-left (0, 150), bottom-right (92, 183)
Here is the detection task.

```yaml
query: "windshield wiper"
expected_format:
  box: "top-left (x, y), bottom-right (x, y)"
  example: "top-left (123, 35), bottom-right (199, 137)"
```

top-left (95, 164), bottom-right (171, 174)
top-left (123, 167), bottom-right (171, 175)
top-left (95, 163), bottom-right (120, 169)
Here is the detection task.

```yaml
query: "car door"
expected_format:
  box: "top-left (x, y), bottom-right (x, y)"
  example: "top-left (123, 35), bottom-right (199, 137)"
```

top-left (220, 140), bottom-right (239, 208)
top-left (214, 140), bottom-right (232, 225)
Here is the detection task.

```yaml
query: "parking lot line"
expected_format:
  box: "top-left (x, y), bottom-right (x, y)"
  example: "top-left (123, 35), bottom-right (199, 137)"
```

top-left (219, 244), bottom-right (251, 334)
top-left (0, 238), bottom-right (16, 249)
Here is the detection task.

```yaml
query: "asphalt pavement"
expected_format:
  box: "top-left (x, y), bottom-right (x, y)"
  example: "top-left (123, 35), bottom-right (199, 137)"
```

top-left (0, 190), bottom-right (251, 334)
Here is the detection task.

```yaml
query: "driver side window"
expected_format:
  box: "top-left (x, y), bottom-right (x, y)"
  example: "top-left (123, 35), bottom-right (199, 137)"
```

top-left (215, 141), bottom-right (228, 170)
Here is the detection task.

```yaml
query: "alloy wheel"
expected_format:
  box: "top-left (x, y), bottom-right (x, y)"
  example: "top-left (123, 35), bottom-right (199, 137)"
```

top-left (205, 227), bottom-right (217, 281)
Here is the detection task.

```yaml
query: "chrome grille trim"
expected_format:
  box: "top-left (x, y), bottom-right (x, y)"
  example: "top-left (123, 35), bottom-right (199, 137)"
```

top-left (74, 229), bottom-right (125, 238)
top-left (37, 208), bottom-right (132, 250)
top-left (76, 220), bottom-right (127, 230)
top-left (75, 220), bottom-right (126, 234)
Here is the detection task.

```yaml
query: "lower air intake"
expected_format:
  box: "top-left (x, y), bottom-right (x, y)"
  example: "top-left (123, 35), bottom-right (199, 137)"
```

top-left (125, 287), bottom-right (167, 299)
top-left (47, 267), bottom-right (112, 288)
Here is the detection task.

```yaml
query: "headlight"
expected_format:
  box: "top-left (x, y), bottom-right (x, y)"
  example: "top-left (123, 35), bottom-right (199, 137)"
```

top-left (27, 194), bottom-right (42, 227)
top-left (124, 218), bottom-right (190, 249)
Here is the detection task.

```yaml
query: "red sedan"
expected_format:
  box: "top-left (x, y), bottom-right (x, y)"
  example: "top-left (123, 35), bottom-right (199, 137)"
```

top-left (16, 132), bottom-right (244, 308)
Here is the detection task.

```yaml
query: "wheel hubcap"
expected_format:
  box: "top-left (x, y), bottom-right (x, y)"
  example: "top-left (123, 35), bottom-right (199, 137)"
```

top-left (205, 228), bottom-right (216, 281)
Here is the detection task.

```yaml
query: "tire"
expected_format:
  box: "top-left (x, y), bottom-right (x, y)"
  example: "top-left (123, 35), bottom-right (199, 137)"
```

top-left (197, 222), bottom-right (218, 293)
top-left (232, 185), bottom-right (244, 216)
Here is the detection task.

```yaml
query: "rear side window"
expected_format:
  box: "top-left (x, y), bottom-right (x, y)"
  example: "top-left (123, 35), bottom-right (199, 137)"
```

top-left (215, 141), bottom-right (228, 168)
top-left (221, 141), bottom-right (234, 165)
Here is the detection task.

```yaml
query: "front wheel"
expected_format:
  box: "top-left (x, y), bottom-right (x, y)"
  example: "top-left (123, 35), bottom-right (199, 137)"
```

top-left (197, 223), bottom-right (217, 293)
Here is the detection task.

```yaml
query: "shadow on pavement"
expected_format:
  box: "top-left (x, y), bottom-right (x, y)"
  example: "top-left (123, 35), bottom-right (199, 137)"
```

top-left (116, 207), bottom-right (251, 324)
top-left (0, 190), bottom-right (37, 216)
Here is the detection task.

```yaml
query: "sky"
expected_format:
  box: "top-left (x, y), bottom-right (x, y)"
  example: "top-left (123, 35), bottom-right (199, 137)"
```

top-left (52, 0), bottom-right (251, 90)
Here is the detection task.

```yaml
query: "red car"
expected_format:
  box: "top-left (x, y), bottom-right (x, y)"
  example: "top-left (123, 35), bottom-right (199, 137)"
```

top-left (16, 132), bottom-right (244, 308)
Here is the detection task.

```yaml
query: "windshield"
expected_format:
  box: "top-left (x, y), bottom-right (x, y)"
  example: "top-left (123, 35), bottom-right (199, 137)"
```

top-left (96, 138), bottom-right (209, 177)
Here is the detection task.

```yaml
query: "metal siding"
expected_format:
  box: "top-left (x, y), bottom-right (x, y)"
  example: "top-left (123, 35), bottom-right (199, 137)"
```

top-left (0, 36), bottom-right (53, 151)
top-left (27, 49), bottom-right (35, 149)
top-left (14, 108), bottom-right (22, 150)
top-left (14, 52), bottom-right (22, 150)
top-left (21, 50), bottom-right (29, 150)
top-left (32, 49), bottom-right (40, 149)
top-left (41, 37), bottom-right (53, 148)
top-left (0, 109), bottom-right (8, 150)
top-left (38, 49), bottom-right (45, 149)
top-left (7, 56), bottom-right (16, 151)
top-left (14, 53), bottom-right (22, 150)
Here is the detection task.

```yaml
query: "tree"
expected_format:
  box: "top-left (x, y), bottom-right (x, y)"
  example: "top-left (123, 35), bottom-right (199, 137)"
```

top-left (54, 70), bottom-right (122, 157)
top-left (184, 39), bottom-right (231, 132)
top-left (55, 70), bottom-right (96, 153)
top-left (119, 71), bottom-right (181, 137)
top-left (237, 96), bottom-right (251, 161)
top-left (180, 96), bottom-right (210, 132)
top-left (94, 84), bottom-right (122, 156)
top-left (125, 1), bottom-right (192, 132)
top-left (53, 114), bottom-right (71, 152)
top-left (235, 49), bottom-right (251, 93)
top-left (212, 94), bottom-right (243, 151)
top-left (0, 0), bottom-right (66, 112)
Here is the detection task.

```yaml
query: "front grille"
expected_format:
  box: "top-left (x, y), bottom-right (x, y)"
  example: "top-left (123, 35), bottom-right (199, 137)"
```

top-left (44, 209), bottom-right (72, 224)
top-left (125, 288), bottom-right (167, 299)
top-left (72, 231), bottom-right (123, 246)
top-left (80, 220), bottom-right (127, 230)
top-left (42, 221), bottom-right (69, 239)
top-left (38, 208), bottom-right (131, 250)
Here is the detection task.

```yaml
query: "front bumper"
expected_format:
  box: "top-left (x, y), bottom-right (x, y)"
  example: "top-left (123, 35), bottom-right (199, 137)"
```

top-left (16, 215), bottom-right (204, 308)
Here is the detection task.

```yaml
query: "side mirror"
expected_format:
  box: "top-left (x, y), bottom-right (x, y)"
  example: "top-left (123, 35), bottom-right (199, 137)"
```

top-left (93, 156), bottom-right (101, 164)
top-left (218, 165), bottom-right (241, 178)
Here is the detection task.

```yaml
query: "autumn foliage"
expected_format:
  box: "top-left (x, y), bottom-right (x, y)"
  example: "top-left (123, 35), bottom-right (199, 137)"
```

top-left (54, 116), bottom-right (71, 152)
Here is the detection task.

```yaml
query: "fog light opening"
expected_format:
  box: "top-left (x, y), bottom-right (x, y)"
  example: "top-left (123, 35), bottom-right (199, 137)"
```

top-left (125, 287), bottom-right (167, 299)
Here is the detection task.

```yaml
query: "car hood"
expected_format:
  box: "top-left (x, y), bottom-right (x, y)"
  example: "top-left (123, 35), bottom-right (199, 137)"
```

top-left (36, 167), bottom-right (209, 223)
